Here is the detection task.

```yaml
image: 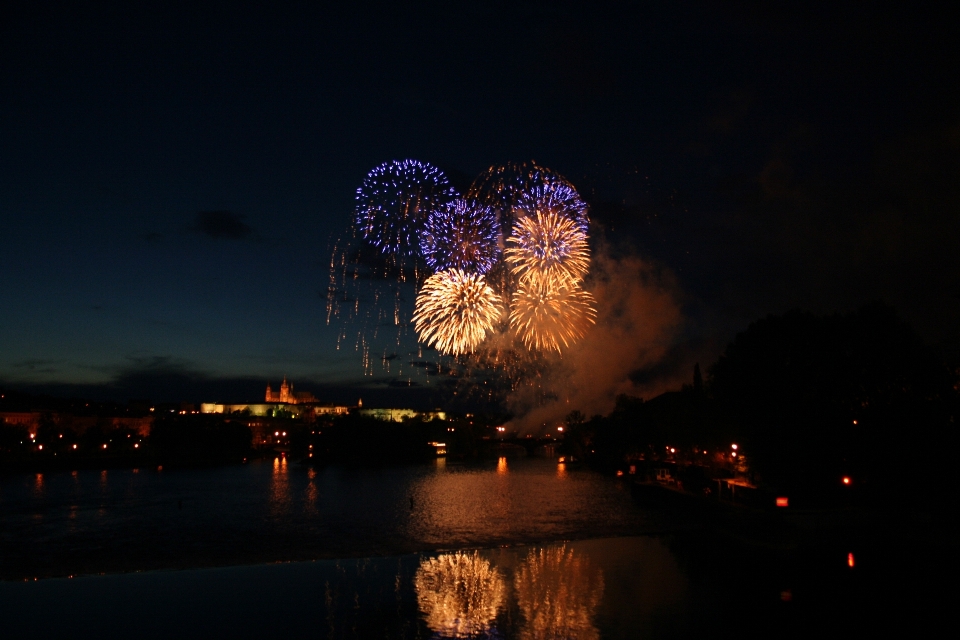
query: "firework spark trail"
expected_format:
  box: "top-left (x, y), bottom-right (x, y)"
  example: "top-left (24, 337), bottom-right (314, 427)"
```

top-left (510, 279), bottom-right (597, 353)
top-left (421, 198), bottom-right (501, 274)
top-left (355, 159), bottom-right (457, 257)
top-left (326, 224), bottom-right (421, 375)
top-left (413, 270), bottom-right (502, 356)
top-left (505, 210), bottom-right (590, 288)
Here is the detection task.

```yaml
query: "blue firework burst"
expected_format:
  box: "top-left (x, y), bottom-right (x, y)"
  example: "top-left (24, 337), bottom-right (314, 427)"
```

top-left (421, 199), bottom-right (501, 274)
top-left (355, 160), bottom-right (458, 256)
top-left (513, 180), bottom-right (589, 233)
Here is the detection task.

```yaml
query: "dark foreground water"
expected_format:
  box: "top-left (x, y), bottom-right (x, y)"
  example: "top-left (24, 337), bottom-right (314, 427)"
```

top-left (0, 457), bottom-right (950, 637)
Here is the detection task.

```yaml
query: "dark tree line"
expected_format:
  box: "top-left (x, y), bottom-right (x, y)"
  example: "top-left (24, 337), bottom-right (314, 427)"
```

top-left (710, 302), bottom-right (957, 495)
top-left (565, 303), bottom-right (958, 504)
top-left (149, 414), bottom-right (252, 462)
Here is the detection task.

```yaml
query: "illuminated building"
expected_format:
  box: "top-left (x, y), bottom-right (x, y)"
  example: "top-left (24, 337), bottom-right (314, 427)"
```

top-left (357, 408), bottom-right (446, 422)
top-left (264, 377), bottom-right (317, 404)
top-left (200, 402), bottom-right (350, 418)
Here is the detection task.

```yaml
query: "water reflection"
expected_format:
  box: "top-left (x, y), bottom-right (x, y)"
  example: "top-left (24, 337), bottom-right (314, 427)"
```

top-left (2, 458), bottom-right (654, 582)
top-left (415, 551), bottom-right (505, 638)
top-left (270, 456), bottom-right (290, 517)
top-left (557, 463), bottom-right (567, 479)
top-left (497, 457), bottom-right (508, 475)
top-left (515, 546), bottom-right (604, 640)
top-left (32, 473), bottom-right (44, 499)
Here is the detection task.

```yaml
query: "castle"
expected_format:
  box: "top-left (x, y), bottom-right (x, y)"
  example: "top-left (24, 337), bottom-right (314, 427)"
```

top-left (265, 377), bottom-right (317, 404)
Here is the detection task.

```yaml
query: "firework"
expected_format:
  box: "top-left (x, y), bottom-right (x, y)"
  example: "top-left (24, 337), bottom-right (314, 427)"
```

top-left (505, 210), bottom-right (590, 288)
top-left (336, 158), bottom-right (596, 395)
top-left (355, 159), bottom-right (457, 257)
top-left (467, 161), bottom-right (571, 225)
top-left (514, 546), bottom-right (604, 640)
top-left (510, 279), bottom-right (596, 353)
top-left (413, 270), bottom-right (502, 355)
top-left (514, 182), bottom-right (589, 233)
top-left (421, 199), bottom-right (501, 274)
top-left (415, 552), bottom-right (505, 638)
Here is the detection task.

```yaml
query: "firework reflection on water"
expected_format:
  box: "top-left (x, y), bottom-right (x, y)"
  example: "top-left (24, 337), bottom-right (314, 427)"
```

top-left (414, 551), bottom-right (505, 638)
top-left (514, 546), bottom-right (604, 640)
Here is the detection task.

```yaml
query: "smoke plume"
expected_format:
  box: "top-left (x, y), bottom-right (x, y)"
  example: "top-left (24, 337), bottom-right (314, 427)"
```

top-left (506, 249), bottom-right (684, 432)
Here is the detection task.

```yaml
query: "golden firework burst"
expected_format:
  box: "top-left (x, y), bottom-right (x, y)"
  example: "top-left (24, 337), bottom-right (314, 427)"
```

top-left (505, 210), bottom-right (589, 288)
top-left (509, 278), bottom-right (596, 353)
top-left (413, 269), bottom-right (502, 355)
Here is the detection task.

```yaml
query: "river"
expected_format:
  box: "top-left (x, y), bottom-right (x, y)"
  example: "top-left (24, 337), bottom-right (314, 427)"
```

top-left (0, 456), bottom-right (941, 637)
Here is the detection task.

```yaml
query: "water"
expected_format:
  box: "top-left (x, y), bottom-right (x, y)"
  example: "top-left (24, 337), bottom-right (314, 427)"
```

top-left (0, 457), bottom-right (667, 579)
top-left (0, 458), bottom-right (945, 637)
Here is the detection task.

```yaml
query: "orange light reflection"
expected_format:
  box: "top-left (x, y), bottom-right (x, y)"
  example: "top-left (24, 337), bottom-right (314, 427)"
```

top-left (415, 552), bottom-right (504, 637)
top-left (515, 546), bottom-right (603, 640)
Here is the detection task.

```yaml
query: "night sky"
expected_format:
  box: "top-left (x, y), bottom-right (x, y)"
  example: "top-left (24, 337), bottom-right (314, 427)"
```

top-left (2, 2), bottom-right (958, 406)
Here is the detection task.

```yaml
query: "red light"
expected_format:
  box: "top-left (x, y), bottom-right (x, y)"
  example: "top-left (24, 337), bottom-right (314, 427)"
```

top-left (616, 470), bottom-right (624, 477)
top-left (842, 476), bottom-right (851, 485)
top-left (848, 552), bottom-right (855, 567)
top-left (776, 497), bottom-right (789, 507)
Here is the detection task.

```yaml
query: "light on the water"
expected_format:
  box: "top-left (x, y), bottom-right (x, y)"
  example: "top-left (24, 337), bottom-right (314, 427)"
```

top-left (415, 552), bottom-right (504, 638)
top-left (515, 546), bottom-right (603, 639)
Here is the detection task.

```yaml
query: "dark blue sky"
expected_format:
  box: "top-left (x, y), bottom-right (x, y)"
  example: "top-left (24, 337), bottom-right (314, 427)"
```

top-left (2, 1), bottom-right (958, 404)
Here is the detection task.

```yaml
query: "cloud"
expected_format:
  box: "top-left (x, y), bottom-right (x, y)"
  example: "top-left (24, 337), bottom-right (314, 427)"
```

top-left (11, 359), bottom-right (60, 375)
top-left (1, 356), bottom-right (441, 408)
top-left (193, 210), bottom-right (253, 240)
